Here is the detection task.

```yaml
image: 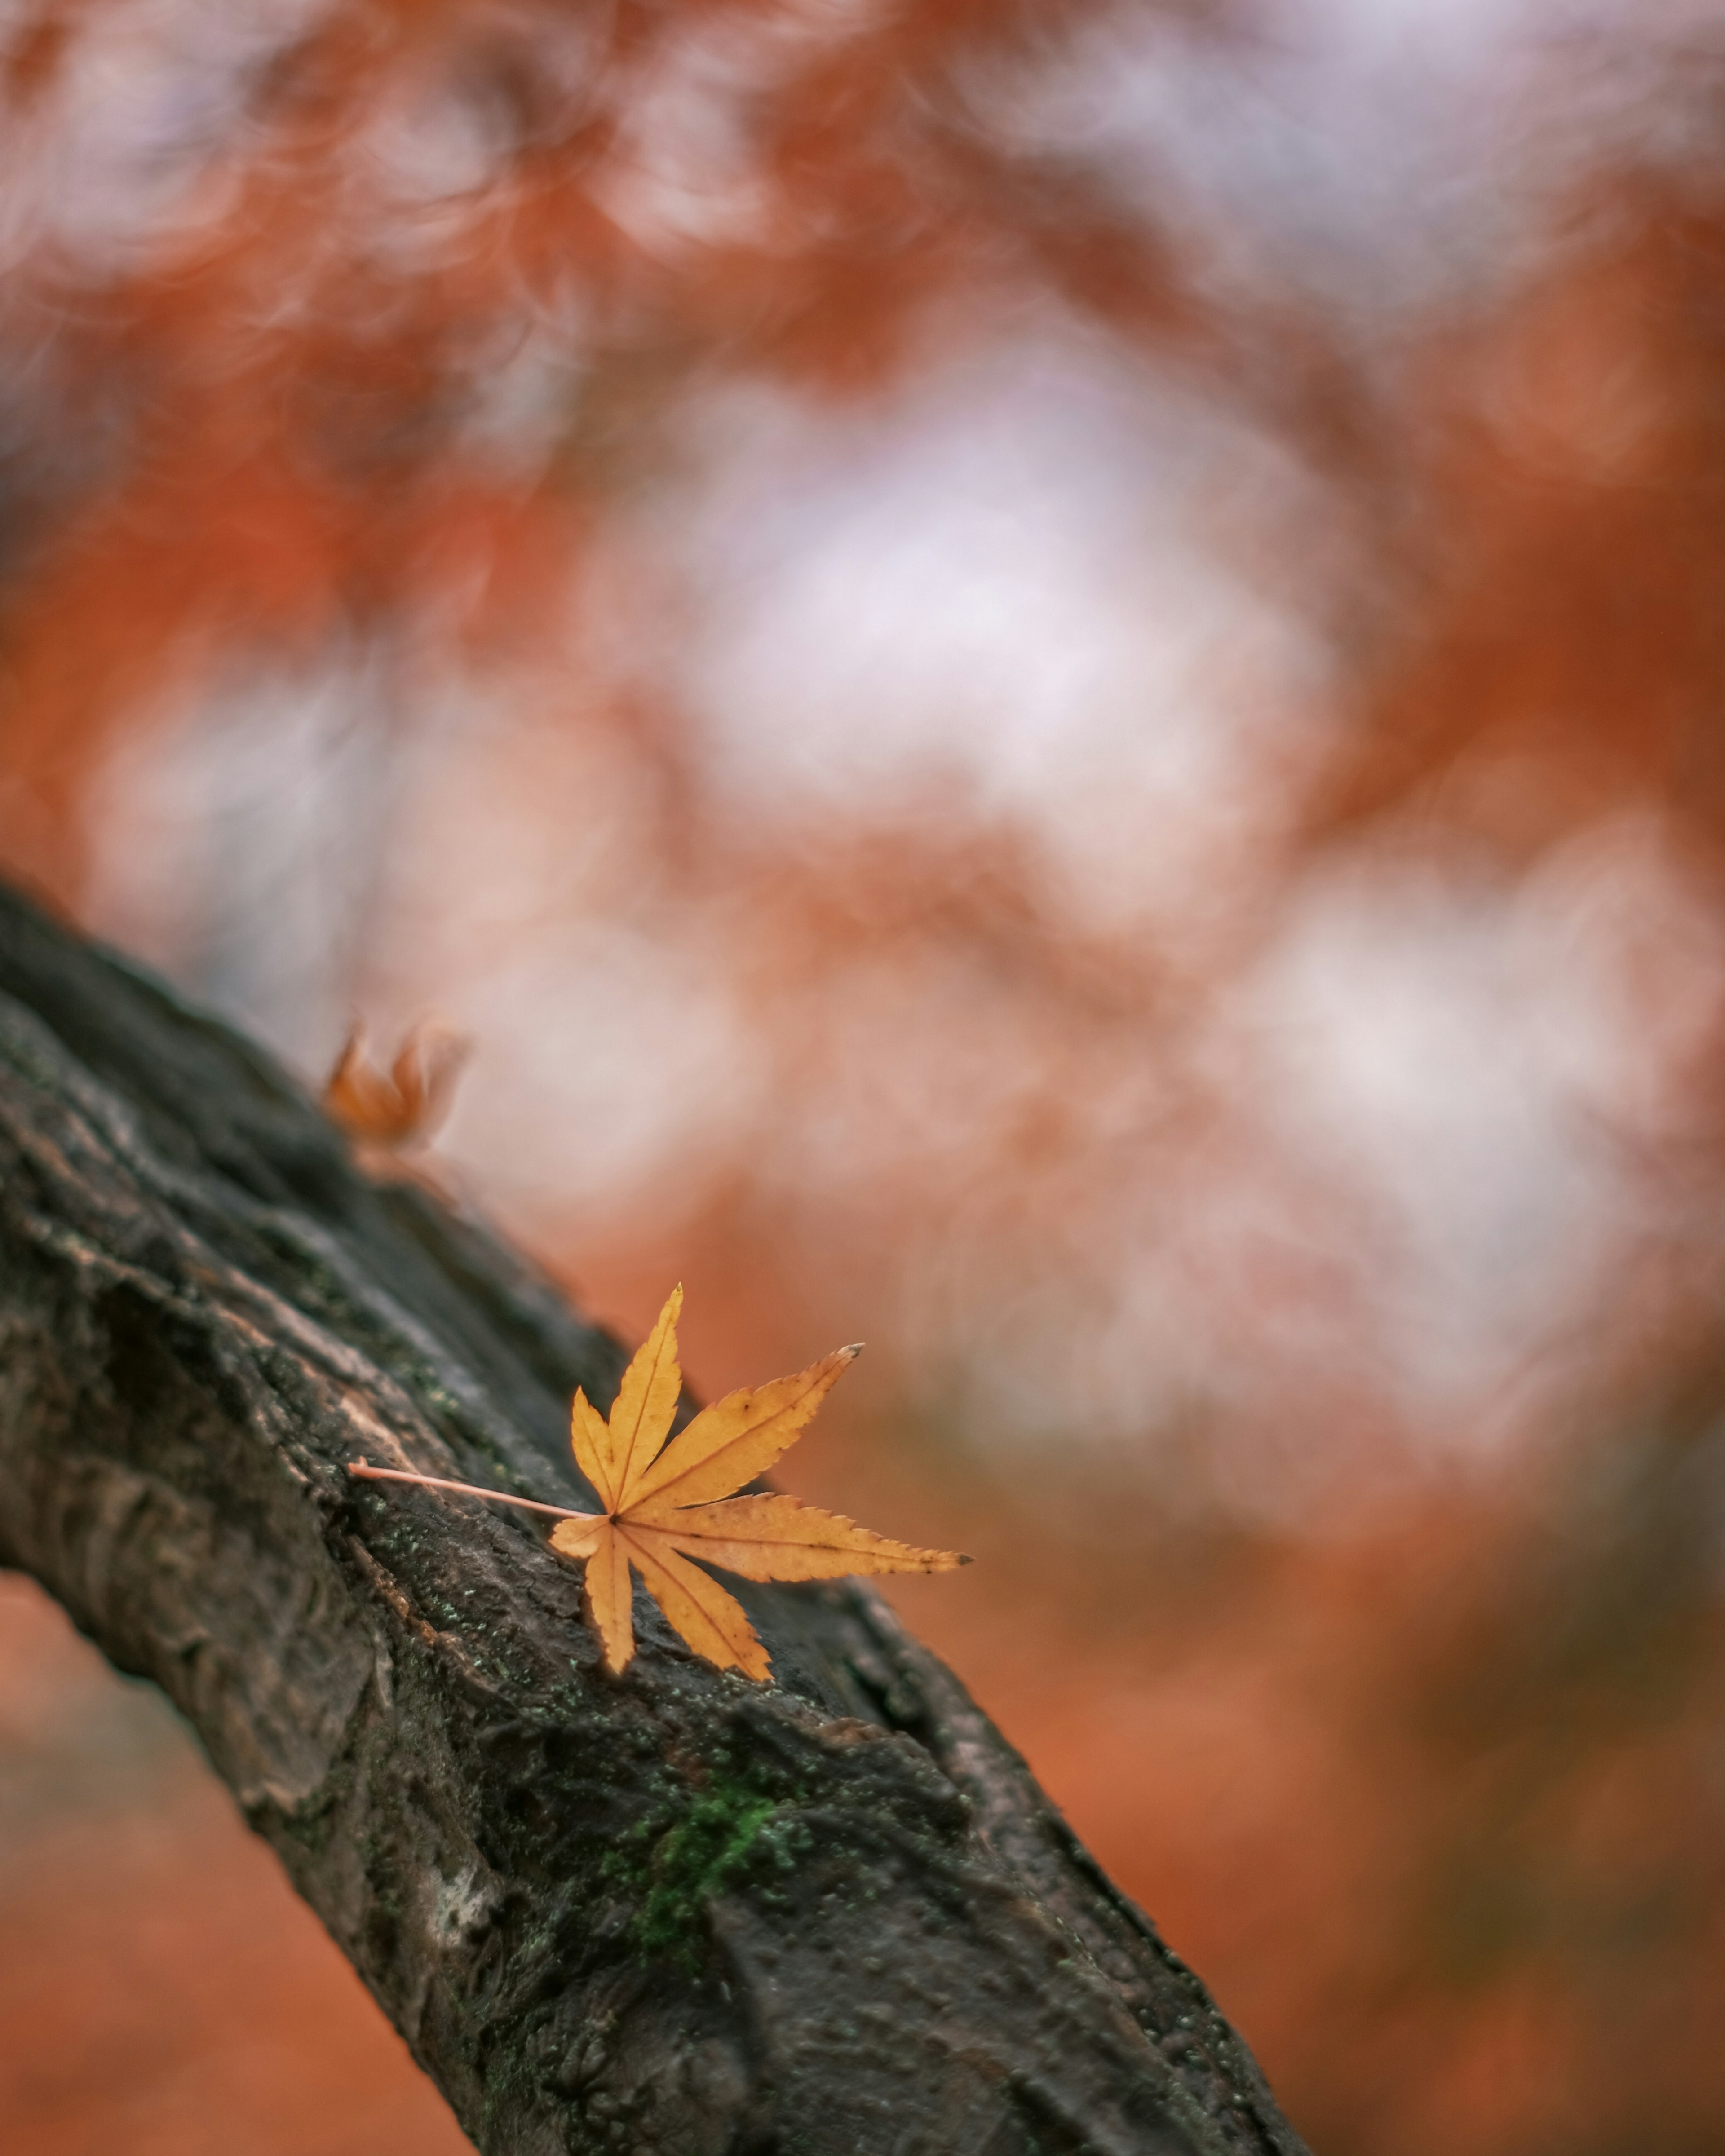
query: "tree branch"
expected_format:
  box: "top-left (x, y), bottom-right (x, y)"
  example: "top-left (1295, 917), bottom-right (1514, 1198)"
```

top-left (0, 881), bottom-right (1310, 2156)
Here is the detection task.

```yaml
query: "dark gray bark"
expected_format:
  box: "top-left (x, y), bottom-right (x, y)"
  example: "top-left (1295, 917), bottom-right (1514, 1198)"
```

top-left (0, 879), bottom-right (1312, 2156)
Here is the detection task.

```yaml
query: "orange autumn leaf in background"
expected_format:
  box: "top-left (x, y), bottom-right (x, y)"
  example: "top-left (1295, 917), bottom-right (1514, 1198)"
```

top-left (324, 1018), bottom-right (469, 1151)
top-left (551, 1286), bottom-right (967, 1678)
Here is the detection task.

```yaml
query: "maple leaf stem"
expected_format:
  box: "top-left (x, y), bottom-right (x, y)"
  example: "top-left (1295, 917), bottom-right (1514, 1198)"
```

top-left (346, 1462), bottom-right (599, 1522)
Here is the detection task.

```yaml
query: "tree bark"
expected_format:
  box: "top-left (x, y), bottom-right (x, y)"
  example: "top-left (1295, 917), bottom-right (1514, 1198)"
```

top-left (0, 880), bottom-right (1312, 2156)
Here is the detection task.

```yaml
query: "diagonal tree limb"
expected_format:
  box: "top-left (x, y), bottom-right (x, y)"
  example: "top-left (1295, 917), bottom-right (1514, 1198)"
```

top-left (0, 880), bottom-right (1311, 2156)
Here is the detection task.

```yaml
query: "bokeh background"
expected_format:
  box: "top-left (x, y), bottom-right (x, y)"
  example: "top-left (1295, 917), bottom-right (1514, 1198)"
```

top-left (8, 0), bottom-right (1725, 2148)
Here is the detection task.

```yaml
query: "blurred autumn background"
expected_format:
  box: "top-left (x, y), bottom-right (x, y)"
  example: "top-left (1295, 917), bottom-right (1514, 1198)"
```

top-left (11, 0), bottom-right (1725, 2147)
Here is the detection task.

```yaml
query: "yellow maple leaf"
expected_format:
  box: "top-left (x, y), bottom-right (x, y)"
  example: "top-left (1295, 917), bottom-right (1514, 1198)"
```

top-left (548, 1285), bottom-right (967, 1676)
top-left (348, 1286), bottom-right (968, 1679)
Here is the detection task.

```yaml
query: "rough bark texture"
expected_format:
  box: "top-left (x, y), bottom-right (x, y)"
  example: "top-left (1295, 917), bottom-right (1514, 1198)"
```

top-left (0, 881), bottom-right (1312, 2156)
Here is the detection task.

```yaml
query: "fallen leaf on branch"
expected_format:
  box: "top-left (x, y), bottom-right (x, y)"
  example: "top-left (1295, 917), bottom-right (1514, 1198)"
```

top-left (324, 1017), bottom-right (469, 1151)
top-left (348, 1285), bottom-right (968, 1679)
top-left (549, 1285), bottom-right (968, 1675)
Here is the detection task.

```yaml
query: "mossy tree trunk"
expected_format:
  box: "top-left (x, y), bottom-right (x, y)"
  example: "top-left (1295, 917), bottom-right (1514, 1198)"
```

top-left (0, 882), bottom-right (1311, 2156)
